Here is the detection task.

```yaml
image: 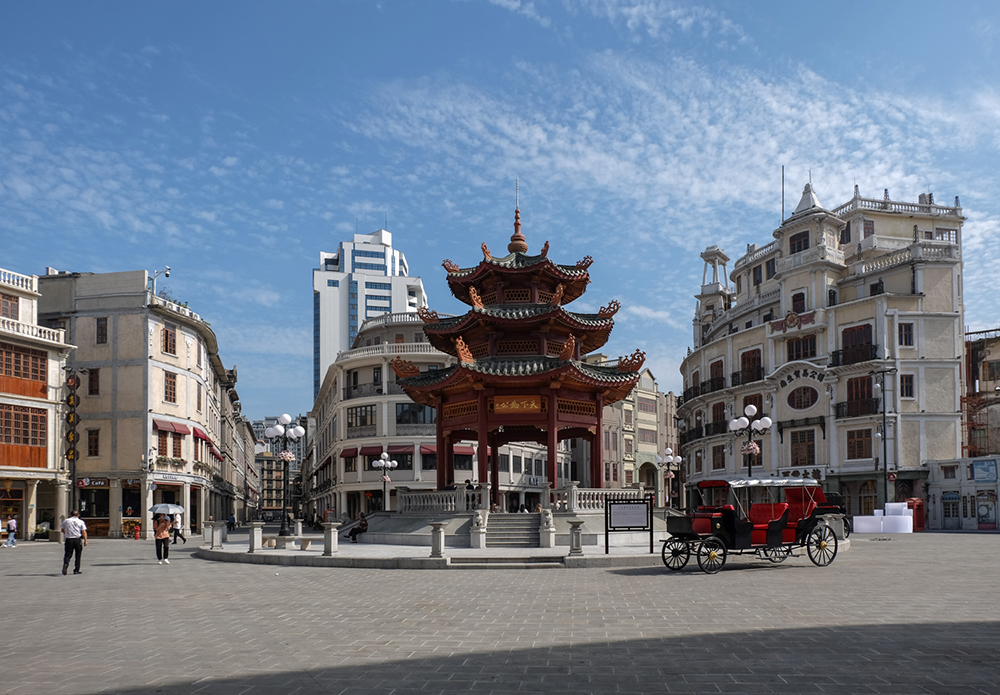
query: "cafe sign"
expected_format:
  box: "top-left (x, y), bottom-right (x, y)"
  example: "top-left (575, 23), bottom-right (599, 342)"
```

top-left (493, 395), bottom-right (542, 413)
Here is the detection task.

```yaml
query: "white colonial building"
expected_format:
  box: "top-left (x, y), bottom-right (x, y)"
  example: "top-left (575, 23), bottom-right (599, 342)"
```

top-left (677, 184), bottom-right (965, 515)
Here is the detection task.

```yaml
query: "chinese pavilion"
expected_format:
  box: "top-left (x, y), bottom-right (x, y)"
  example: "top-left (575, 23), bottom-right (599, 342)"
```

top-left (392, 206), bottom-right (645, 504)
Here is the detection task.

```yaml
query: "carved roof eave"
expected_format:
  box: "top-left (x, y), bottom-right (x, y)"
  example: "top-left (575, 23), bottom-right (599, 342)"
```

top-left (397, 359), bottom-right (640, 405)
top-left (446, 253), bottom-right (590, 304)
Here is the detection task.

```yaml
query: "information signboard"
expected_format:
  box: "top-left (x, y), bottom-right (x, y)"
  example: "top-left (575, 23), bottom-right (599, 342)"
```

top-left (604, 495), bottom-right (654, 554)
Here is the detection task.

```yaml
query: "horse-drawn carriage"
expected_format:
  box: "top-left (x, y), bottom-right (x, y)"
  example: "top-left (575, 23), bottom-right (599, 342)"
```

top-left (662, 477), bottom-right (843, 574)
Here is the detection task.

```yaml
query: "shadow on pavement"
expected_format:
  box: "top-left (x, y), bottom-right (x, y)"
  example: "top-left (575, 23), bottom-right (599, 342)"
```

top-left (79, 620), bottom-right (1000, 695)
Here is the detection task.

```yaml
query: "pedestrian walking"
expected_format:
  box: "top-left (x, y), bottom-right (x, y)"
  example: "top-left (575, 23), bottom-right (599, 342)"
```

top-left (344, 513), bottom-right (368, 543)
top-left (228, 513), bottom-right (236, 531)
top-left (171, 513), bottom-right (186, 545)
top-left (154, 513), bottom-right (172, 564)
top-left (60, 511), bottom-right (88, 575)
top-left (4, 516), bottom-right (16, 547)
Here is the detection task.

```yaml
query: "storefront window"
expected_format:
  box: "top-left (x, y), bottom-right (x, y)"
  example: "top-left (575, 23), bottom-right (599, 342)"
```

top-left (79, 488), bottom-right (110, 518)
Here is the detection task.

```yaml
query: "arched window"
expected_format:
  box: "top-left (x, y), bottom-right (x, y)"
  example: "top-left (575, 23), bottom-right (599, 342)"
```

top-left (860, 480), bottom-right (877, 516)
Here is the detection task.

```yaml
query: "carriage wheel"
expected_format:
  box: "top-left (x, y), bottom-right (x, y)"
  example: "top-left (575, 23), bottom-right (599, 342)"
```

top-left (696, 537), bottom-right (727, 574)
top-left (762, 546), bottom-right (790, 563)
top-left (661, 539), bottom-right (690, 571)
top-left (807, 525), bottom-right (838, 567)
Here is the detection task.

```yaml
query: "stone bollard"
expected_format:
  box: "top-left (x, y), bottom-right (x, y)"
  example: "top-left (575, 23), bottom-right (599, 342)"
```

top-left (248, 521), bottom-right (265, 554)
top-left (207, 521), bottom-right (225, 549)
top-left (568, 520), bottom-right (585, 556)
top-left (430, 521), bottom-right (447, 558)
top-left (220, 523), bottom-right (228, 543)
top-left (322, 522), bottom-right (341, 556)
top-left (470, 510), bottom-right (488, 549)
top-left (294, 519), bottom-right (303, 536)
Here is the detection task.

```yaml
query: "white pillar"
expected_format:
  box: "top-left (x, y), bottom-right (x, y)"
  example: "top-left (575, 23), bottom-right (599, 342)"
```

top-left (322, 521), bottom-right (341, 556)
top-left (25, 480), bottom-right (38, 540)
top-left (182, 482), bottom-right (192, 535)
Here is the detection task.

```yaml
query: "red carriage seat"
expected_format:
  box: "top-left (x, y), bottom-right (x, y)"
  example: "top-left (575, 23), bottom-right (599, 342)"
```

top-left (749, 503), bottom-right (788, 545)
top-left (782, 488), bottom-right (819, 543)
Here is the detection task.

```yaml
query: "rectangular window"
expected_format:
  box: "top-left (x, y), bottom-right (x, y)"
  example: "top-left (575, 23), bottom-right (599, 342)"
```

top-left (158, 430), bottom-right (168, 456)
top-left (898, 323), bottom-right (914, 346)
top-left (162, 323), bottom-right (177, 355)
top-left (712, 445), bottom-right (726, 470)
top-left (0, 293), bottom-right (18, 320)
top-left (346, 405), bottom-right (377, 428)
top-left (88, 368), bottom-right (100, 396)
top-left (624, 439), bottom-right (633, 455)
top-left (786, 335), bottom-right (816, 361)
top-left (792, 292), bottom-right (805, 313)
top-left (344, 457), bottom-right (357, 473)
top-left (365, 282), bottom-right (392, 290)
top-left (499, 454), bottom-right (510, 473)
top-left (327, 279), bottom-right (339, 287)
top-left (172, 432), bottom-right (183, 459)
top-left (87, 429), bottom-right (100, 457)
top-left (603, 431), bottom-right (611, 450)
top-left (197, 342), bottom-right (203, 367)
top-left (900, 374), bottom-right (914, 398)
top-left (0, 342), bottom-right (48, 382)
top-left (512, 455), bottom-right (522, 474)
top-left (790, 430), bottom-right (815, 467)
top-left (196, 382), bottom-right (203, 412)
top-left (395, 403), bottom-right (436, 424)
top-left (752, 265), bottom-right (762, 286)
top-left (736, 275), bottom-right (742, 294)
top-left (454, 454), bottom-right (473, 471)
top-left (638, 428), bottom-right (657, 444)
top-left (420, 453), bottom-right (436, 470)
top-left (638, 397), bottom-right (657, 413)
top-left (624, 410), bottom-right (633, 426)
top-left (847, 429), bottom-right (872, 459)
top-left (847, 375), bottom-right (873, 402)
top-left (394, 453), bottom-right (413, 470)
top-left (942, 466), bottom-right (957, 480)
top-left (0, 405), bottom-right (47, 446)
top-left (840, 221), bottom-right (851, 245)
top-left (789, 231), bottom-right (810, 254)
top-left (534, 459), bottom-right (543, 477)
top-left (612, 463), bottom-right (618, 482)
top-left (743, 393), bottom-right (763, 415)
top-left (164, 372), bottom-right (177, 403)
top-left (712, 402), bottom-right (726, 423)
top-left (863, 219), bottom-right (875, 238)
top-left (989, 361), bottom-right (1000, 382)
top-left (96, 317), bottom-right (108, 344)
top-left (765, 258), bottom-right (776, 279)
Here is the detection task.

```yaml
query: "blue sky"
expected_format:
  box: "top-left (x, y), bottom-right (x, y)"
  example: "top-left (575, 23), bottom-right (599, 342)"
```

top-left (3, 1), bottom-right (999, 419)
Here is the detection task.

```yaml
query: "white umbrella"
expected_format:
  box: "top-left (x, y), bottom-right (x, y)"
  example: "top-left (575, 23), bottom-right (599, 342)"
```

top-left (149, 503), bottom-right (185, 515)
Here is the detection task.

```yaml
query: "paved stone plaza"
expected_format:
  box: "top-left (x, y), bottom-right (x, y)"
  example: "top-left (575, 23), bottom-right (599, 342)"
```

top-left (5, 531), bottom-right (1000, 695)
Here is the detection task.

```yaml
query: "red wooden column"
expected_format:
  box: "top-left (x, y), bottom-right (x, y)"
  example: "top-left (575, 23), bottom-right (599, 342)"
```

top-left (435, 399), bottom-right (447, 490)
top-left (592, 394), bottom-right (604, 489)
top-left (546, 392), bottom-right (558, 501)
top-left (489, 429), bottom-right (500, 507)
top-left (477, 393), bottom-right (489, 486)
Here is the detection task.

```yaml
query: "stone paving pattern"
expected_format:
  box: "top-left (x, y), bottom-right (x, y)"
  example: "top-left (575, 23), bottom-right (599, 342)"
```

top-left (4, 530), bottom-right (1000, 694)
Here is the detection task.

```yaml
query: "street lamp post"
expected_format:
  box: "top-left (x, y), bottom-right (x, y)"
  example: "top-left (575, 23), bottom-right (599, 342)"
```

top-left (373, 452), bottom-right (397, 511)
top-left (728, 404), bottom-right (772, 508)
top-left (870, 367), bottom-right (898, 509)
top-left (656, 448), bottom-right (683, 508)
top-left (264, 414), bottom-right (305, 536)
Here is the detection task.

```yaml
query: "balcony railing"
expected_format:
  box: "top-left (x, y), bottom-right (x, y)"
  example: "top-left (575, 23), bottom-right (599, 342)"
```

top-left (0, 317), bottom-right (66, 345)
top-left (395, 423), bottom-right (436, 437)
top-left (0, 269), bottom-right (37, 293)
top-left (680, 426), bottom-right (704, 445)
top-left (346, 425), bottom-right (377, 439)
top-left (336, 341), bottom-right (443, 362)
top-left (699, 376), bottom-right (727, 395)
top-left (343, 382), bottom-right (384, 400)
top-left (704, 421), bottom-right (730, 437)
top-left (829, 344), bottom-right (878, 367)
top-left (683, 385), bottom-right (701, 402)
top-left (834, 398), bottom-right (880, 419)
top-left (731, 366), bottom-right (764, 386)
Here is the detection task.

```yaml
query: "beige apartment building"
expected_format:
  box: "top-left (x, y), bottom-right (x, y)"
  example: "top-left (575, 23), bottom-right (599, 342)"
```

top-left (37, 269), bottom-right (255, 537)
top-left (0, 267), bottom-right (75, 542)
top-left (678, 184), bottom-right (965, 514)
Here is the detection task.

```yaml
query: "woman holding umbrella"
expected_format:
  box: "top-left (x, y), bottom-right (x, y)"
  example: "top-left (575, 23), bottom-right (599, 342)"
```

top-left (149, 503), bottom-right (184, 565)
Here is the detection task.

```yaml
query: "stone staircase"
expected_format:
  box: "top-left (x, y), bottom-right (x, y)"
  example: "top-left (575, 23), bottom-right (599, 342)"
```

top-left (486, 513), bottom-right (541, 548)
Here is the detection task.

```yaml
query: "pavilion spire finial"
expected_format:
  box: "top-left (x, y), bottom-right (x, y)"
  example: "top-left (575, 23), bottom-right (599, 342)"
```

top-left (508, 177), bottom-right (528, 254)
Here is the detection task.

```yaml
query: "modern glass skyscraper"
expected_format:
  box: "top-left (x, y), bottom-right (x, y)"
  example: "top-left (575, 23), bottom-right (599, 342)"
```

top-left (312, 229), bottom-right (427, 397)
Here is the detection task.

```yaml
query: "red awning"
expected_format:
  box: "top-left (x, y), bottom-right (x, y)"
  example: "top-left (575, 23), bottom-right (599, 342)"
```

top-left (193, 428), bottom-right (210, 441)
top-left (387, 445), bottom-right (414, 454)
top-left (454, 445), bottom-right (475, 456)
top-left (359, 445), bottom-right (384, 456)
top-left (173, 423), bottom-right (191, 435)
top-left (419, 445), bottom-right (436, 455)
top-left (153, 419), bottom-right (176, 432)
top-left (340, 448), bottom-right (357, 458)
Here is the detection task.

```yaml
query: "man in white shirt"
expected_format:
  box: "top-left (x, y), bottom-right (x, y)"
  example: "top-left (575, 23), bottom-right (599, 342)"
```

top-left (60, 510), bottom-right (88, 575)
top-left (4, 517), bottom-right (16, 547)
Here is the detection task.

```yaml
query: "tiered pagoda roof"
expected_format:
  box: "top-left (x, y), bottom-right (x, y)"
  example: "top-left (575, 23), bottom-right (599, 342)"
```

top-left (394, 205), bottom-right (644, 403)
